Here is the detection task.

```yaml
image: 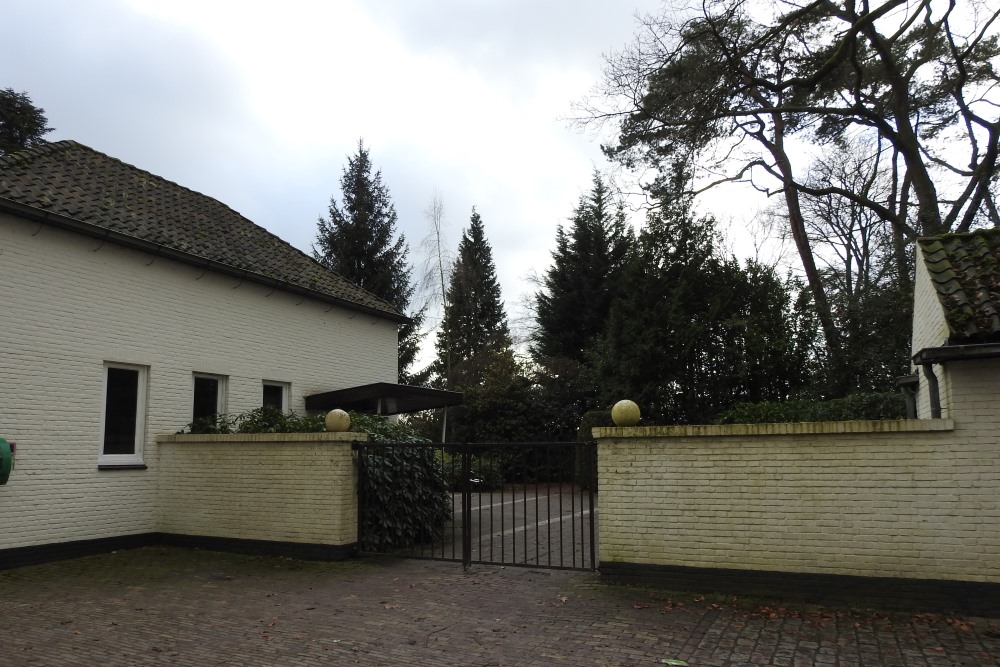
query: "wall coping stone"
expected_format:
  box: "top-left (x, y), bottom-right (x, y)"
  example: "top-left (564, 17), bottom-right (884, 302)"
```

top-left (158, 432), bottom-right (367, 444)
top-left (593, 418), bottom-right (954, 439)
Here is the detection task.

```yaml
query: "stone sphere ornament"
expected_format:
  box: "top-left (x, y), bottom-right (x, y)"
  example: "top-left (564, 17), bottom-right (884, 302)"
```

top-left (325, 409), bottom-right (351, 432)
top-left (611, 400), bottom-right (641, 427)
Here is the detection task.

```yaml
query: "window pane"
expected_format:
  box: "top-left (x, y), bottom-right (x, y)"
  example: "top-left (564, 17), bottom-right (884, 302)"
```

top-left (105, 367), bottom-right (139, 455)
top-left (193, 376), bottom-right (219, 421)
top-left (263, 384), bottom-right (284, 410)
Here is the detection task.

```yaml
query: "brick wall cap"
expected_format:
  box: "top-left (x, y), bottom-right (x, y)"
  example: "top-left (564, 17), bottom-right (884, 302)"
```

top-left (158, 432), bottom-right (367, 444)
top-left (593, 419), bottom-right (954, 439)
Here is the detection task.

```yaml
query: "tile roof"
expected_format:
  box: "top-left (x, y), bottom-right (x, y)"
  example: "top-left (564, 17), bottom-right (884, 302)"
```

top-left (0, 140), bottom-right (404, 320)
top-left (918, 228), bottom-right (1000, 343)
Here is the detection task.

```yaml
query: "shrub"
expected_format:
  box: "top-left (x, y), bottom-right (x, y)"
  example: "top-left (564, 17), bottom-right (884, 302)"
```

top-left (576, 409), bottom-right (614, 440)
top-left (713, 392), bottom-right (907, 424)
top-left (351, 412), bottom-right (452, 552)
top-left (180, 406), bottom-right (324, 434)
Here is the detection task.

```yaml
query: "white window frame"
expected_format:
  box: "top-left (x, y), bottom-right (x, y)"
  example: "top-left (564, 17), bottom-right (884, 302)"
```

top-left (99, 362), bottom-right (148, 466)
top-left (262, 380), bottom-right (290, 411)
top-left (192, 372), bottom-right (228, 422)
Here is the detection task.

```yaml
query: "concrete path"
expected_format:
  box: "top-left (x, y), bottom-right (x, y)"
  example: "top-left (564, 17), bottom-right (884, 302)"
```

top-left (1, 547), bottom-right (998, 666)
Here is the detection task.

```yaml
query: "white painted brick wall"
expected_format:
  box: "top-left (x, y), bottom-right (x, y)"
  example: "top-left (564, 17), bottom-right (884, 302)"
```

top-left (910, 255), bottom-right (952, 418)
top-left (597, 419), bottom-right (1000, 582)
top-left (0, 213), bottom-right (397, 551)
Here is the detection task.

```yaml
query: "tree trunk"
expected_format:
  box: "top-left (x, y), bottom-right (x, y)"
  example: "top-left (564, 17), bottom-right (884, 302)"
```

top-left (771, 115), bottom-right (847, 394)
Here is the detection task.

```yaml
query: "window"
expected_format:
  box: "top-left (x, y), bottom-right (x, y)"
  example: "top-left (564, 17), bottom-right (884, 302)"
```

top-left (100, 362), bottom-right (147, 465)
top-left (262, 381), bottom-right (289, 411)
top-left (193, 373), bottom-right (227, 422)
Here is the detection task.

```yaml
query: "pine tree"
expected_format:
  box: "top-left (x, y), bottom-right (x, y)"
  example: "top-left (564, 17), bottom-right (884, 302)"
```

top-left (0, 88), bottom-right (53, 156)
top-left (533, 171), bottom-right (632, 363)
top-left (313, 140), bottom-right (424, 383)
top-left (434, 208), bottom-right (510, 389)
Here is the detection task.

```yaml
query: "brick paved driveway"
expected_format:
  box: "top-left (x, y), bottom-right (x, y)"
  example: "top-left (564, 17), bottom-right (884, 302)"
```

top-left (2, 547), bottom-right (998, 666)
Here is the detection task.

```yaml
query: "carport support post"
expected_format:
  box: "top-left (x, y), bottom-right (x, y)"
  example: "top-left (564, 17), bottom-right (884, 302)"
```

top-left (461, 446), bottom-right (472, 569)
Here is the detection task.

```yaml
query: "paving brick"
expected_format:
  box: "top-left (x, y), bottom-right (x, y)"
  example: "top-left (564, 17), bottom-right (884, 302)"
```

top-left (2, 547), bottom-right (999, 666)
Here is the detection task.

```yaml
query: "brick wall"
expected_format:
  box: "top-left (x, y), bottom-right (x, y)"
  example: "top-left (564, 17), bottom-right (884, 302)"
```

top-left (0, 213), bottom-right (397, 552)
top-left (156, 433), bottom-right (360, 546)
top-left (595, 418), bottom-right (1000, 583)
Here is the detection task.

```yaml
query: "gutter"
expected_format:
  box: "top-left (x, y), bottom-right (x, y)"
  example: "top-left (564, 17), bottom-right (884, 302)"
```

top-left (912, 343), bottom-right (1000, 365)
top-left (0, 197), bottom-right (410, 325)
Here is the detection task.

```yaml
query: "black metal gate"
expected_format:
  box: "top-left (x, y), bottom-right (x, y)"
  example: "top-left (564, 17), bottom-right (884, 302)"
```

top-left (355, 441), bottom-right (597, 571)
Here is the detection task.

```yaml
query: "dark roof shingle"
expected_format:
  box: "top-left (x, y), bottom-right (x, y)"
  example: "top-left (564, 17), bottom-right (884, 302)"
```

top-left (0, 140), bottom-right (403, 320)
top-left (918, 228), bottom-right (1000, 343)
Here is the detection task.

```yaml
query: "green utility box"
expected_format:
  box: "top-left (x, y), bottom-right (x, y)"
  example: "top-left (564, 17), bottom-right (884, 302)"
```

top-left (0, 437), bottom-right (13, 485)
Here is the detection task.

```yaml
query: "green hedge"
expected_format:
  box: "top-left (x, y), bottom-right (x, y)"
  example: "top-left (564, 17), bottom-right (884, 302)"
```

top-left (713, 392), bottom-right (906, 424)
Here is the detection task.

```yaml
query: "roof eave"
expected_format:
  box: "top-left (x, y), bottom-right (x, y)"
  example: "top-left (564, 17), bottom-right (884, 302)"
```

top-left (912, 342), bottom-right (1000, 365)
top-left (0, 197), bottom-right (410, 324)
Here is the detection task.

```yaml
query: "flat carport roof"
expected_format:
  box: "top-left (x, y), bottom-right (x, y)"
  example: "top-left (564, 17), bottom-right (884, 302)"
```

top-left (304, 382), bottom-right (463, 416)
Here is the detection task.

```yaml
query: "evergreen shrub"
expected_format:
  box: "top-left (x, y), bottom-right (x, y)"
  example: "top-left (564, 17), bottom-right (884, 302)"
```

top-left (576, 409), bottom-right (614, 440)
top-left (181, 406), bottom-right (324, 434)
top-left (351, 413), bottom-right (452, 552)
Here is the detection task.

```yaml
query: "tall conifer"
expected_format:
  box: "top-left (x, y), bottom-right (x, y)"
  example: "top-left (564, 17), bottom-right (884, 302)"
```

top-left (313, 140), bottom-right (424, 383)
top-left (0, 88), bottom-right (53, 156)
top-left (533, 172), bottom-right (632, 363)
top-left (434, 208), bottom-right (510, 389)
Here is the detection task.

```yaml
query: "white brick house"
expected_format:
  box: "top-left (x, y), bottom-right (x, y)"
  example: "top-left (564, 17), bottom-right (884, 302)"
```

top-left (910, 229), bottom-right (1000, 424)
top-left (0, 141), bottom-right (403, 563)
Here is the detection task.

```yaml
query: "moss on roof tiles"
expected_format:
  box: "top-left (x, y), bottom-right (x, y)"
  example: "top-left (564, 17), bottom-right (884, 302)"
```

top-left (918, 228), bottom-right (1000, 343)
top-left (0, 141), bottom-right (401, 319)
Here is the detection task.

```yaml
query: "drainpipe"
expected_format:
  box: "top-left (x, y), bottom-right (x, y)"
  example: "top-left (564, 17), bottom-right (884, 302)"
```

top-left (895, 374), bottom-right (918, 419)
top-left (921, 364), bottom-right (942, 418)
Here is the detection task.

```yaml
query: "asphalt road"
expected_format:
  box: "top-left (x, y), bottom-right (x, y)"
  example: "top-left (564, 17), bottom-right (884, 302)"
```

top-left (400, 483), bottom-right (597, 570)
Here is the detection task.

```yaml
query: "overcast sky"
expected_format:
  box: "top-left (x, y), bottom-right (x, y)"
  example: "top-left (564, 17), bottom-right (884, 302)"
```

top-left (5, 0), bottom-right (765, 364)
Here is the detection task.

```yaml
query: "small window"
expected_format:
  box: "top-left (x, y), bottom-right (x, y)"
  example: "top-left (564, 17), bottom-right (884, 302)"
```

top-left (262, 381), bottom-right (289, 411)
top-left (193, 373), bottom-right (227, 422)
top-left (100, 362), bottom-right (147, 465)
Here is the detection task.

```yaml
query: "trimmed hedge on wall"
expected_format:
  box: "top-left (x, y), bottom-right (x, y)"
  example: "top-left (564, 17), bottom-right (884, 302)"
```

top-left (714, 392), bottom-right (906, 424)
